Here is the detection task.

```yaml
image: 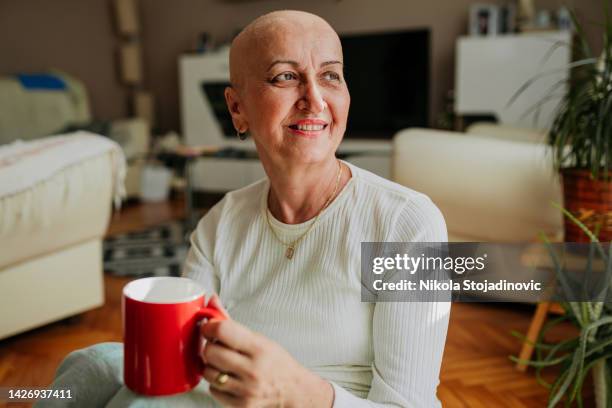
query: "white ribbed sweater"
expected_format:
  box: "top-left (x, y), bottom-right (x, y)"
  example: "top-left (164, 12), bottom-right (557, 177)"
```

top-left (183, 162), bottom-right (450, 407)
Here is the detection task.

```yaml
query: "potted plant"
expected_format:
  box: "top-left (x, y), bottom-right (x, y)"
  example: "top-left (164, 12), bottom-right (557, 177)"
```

top-left (512, 6), bottom-right (612, 242)
top-left (512, 206), bottom-right (612, 407)
top-left (553, 7), bottom-right (612, 242)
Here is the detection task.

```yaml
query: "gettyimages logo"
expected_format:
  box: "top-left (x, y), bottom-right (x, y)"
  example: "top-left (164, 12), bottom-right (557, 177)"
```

top-left (361, 242), bottom-right (611, 303)
top-left (371, 253), bottom-right (487, 275)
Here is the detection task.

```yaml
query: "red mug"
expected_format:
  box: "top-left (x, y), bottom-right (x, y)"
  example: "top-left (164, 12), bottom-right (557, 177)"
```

top-left (122, 276), bottom-right (225, 396)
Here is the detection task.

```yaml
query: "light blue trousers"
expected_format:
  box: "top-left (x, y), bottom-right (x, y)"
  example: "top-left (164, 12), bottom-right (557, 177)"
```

top-left (35, 342), bottom-right (220, 408)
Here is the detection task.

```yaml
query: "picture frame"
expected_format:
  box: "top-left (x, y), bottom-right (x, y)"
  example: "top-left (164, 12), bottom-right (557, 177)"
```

top-left (469, 4), bottom-right (500, 36)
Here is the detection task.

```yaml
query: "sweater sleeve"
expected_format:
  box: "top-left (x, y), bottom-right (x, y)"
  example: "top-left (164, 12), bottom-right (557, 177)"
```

top-left (332, 196), bottom-right (451, 408)
top-left (181, 200), bottom-right (225, 296)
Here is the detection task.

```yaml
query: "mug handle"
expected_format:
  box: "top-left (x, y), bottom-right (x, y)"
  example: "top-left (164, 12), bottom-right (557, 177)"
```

top-left (195, 306), bottom-right (226, 370)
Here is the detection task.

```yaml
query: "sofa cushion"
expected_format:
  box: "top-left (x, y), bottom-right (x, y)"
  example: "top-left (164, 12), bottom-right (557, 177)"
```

top-left (0, 73), bottom-right (91, 143)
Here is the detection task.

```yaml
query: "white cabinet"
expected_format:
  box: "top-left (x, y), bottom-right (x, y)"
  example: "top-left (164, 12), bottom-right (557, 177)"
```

top-left (455, 31), bottom-right (571, 130)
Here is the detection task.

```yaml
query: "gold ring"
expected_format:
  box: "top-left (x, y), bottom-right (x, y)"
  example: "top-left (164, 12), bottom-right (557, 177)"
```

top-left (215, 372), bottom-right (229, 385)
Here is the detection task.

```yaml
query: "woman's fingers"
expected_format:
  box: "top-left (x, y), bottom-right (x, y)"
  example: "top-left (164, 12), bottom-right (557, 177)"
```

top-left (207, 294), bottom-right (230, 319)
top-left (209, 385), bottom-right (243, 407)
top-left (202, 365), bottom-right (244, 397)
top-left (202, 341), bottom-right (252, 379)
top-left (201, 319), bottom-right (262, 356)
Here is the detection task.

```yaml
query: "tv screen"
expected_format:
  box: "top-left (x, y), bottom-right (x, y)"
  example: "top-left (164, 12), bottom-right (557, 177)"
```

top-left (340, 29), bottom-right (430, 139)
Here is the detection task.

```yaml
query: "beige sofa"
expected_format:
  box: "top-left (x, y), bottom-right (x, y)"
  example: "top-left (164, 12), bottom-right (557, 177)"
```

top-left (0, 72), bottom-right (148, 198)
top-left (0, 133), bottom-right (124, 339)
top-left (392, 126), bottom-right (563, 242)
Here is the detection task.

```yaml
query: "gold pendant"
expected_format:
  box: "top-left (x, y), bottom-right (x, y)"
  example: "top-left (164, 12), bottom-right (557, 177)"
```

top-left (285, 246), bottom-right (294, 259)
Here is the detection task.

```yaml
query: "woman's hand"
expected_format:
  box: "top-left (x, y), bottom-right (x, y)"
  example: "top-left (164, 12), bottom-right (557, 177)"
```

top-left (200, 296), bottom-right (334, 408)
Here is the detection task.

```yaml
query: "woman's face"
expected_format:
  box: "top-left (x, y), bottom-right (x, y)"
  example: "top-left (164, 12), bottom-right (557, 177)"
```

top-left (226, 21), bottom-right (350, 167)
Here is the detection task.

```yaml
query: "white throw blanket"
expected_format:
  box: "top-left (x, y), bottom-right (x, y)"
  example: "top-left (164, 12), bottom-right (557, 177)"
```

top-left (0, 131), bottom-right (126, 207)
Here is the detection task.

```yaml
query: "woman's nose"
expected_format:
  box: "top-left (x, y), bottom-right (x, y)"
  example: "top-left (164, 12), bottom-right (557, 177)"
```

top-left (297, 80), bottom-right (327, 114)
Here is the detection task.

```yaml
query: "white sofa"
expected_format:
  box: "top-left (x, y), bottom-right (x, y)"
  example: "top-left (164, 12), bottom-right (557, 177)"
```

top-left (0, 133), bottom-right (125, 339)
top-left (0, 72), bottom-right (149, 198)
top-left (392, 126), bottom-right (563, 242)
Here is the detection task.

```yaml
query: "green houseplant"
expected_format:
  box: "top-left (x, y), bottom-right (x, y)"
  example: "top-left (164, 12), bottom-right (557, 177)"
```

top-left (552, 7), bottom-right (612, 242)
top-left (511, 5), bottom-right (612, 241)
top-left (512, 205), bottom-right (612, 407)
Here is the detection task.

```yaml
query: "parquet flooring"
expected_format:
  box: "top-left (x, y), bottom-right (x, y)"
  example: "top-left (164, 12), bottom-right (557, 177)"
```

top-left (0, 198), bottom-right (588, 407)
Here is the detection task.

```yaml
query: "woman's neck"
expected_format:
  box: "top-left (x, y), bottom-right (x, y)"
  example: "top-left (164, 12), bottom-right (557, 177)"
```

top-left (266, 159), bottom-right (351, 224)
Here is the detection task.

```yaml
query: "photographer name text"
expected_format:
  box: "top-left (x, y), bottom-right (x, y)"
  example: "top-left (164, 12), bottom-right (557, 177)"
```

top-left (372, 279), bottom-right (543, 293)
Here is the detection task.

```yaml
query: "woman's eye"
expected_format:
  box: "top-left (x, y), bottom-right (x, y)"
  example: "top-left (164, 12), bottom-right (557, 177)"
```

top-left (271, 72), bottom-right (297, 82)
top-left (322, 71), bottom-right (341, 81)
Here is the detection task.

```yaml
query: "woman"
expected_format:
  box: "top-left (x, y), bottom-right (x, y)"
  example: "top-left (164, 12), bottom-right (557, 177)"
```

top-left (183, 10), bottom-right (450, 408)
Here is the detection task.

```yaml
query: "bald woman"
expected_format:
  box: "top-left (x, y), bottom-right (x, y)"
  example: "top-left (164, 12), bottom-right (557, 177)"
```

top-left (41, 10), bottom-right (450, 408)
top-left (183, 10), bottom-right (450, 408)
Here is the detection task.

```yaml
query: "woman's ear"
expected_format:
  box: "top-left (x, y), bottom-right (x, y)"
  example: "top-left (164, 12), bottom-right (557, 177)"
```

top-left (224, 86), bottom-right (246, 131)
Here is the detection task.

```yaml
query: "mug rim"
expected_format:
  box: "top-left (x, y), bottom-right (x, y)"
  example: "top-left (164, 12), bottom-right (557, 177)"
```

top-left (123, 276), bottom-right (205, 304)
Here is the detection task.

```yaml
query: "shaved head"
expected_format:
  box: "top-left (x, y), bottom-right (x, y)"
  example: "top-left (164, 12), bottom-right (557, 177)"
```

top-left (223, 10), bottom-right (350, 169)
top-left (229, 10), bottom-right (341, 91)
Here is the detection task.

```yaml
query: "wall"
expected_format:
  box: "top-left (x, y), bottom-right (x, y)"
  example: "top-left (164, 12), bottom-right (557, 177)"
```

top-left (140, 0), bottom-right (604, 133)
top-left (141, 0), bottom-right (477, 132)
top-left (0, 0), bottom-right (604, 133)
top-left (0, 0), bottom-right (127, 121)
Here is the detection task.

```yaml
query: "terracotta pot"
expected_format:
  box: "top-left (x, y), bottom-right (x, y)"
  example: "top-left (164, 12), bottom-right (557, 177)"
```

top-left (561, 168), bottom-right (612, 242)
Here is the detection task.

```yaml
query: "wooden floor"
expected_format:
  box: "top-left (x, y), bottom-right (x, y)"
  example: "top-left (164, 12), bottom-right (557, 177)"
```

top-left (0, 198), bottom-right (584, 407)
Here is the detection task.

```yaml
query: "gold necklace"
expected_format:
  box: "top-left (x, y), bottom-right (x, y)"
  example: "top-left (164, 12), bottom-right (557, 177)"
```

top-left (265, 160), bottom-right (343, 259)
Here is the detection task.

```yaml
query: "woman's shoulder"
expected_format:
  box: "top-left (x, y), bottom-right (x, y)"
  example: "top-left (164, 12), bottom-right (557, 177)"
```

top-left (200, 177), bottom-right (267, 226)
top-left (223, 177), bottom-right (268, 207)
top-left (348, 162), bottom-right (432, 206)
top-left (347, 162), bottom-right (447, 241)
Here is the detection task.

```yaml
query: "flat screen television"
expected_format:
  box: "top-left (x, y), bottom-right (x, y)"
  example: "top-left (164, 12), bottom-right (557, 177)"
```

top-left (340, 28), bottom-right (430, 139)
top-left (198, 28), bottom-right (430, 141)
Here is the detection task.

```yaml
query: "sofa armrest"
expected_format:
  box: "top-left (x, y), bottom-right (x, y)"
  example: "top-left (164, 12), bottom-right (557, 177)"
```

top-left (109, 118), bottom-right (150, 161)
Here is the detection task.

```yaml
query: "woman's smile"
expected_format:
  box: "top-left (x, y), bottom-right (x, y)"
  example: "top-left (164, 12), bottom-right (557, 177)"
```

top-left (287, 119), bottom-right (329, 138)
